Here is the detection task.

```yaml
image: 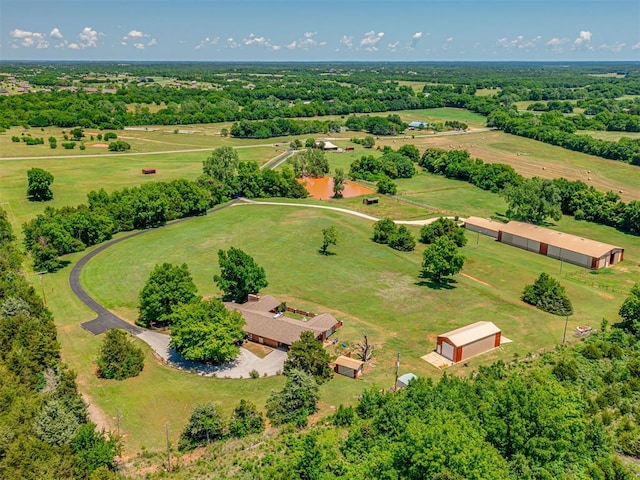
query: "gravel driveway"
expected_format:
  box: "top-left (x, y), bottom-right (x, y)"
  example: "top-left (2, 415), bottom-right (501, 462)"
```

top-left (137, 331), bottom-right (287, 378)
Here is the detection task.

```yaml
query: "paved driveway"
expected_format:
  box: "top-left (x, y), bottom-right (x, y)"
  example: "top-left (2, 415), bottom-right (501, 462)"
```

top-left (137, 331), bottom-right (287, 378)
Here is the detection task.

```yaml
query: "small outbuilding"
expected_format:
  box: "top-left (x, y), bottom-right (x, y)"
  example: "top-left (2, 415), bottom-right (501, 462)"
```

top-left (142, 168), bottom-right (157, 175)
top-left (334, 355), bottom-right (365, 378)
top-left (436, 321), bottom-right (501, 363)
top-left (396, 372), bottom-right (417, 389)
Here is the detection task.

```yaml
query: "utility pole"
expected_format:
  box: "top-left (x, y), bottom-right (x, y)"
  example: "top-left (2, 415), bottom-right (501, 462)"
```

top-left (165, 422), bottom-right (171, 472)
top-left (562, 314), bottom-right (569, 344)
top-left (394, 353), bottom-right (400, 390)
top-left (116, 408), bottom-right (121, 437)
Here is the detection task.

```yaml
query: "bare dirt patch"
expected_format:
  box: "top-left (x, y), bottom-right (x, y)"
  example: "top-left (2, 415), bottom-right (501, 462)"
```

top-left (81, 392), bottom-right (112, 432)
top-left (460, 272), bottom-right (493, 287)
top-left (90, 143), bottom-right (109, 148)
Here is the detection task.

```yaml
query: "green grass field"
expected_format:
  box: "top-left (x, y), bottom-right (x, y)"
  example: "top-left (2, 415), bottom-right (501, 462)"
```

top-left (64, 199), bottom-right (640, 454)
top-left (4, 105), bottom-right (640, 457)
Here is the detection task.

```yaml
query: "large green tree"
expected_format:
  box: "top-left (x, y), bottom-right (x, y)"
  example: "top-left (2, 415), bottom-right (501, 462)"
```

top-left (96, 329), bottom-right (145, 380)
top-left (332, 168), bottom-right (346, 198)
top-left (502, 177), bottom-right (562, 224)
top-left (522, 273), bottom-right (573, 316)
top-left (617, 283), bottom-right (640, 336)
top-left (290, 148), bottom-right (329, 178)
top-left (266, 369), bottom-right (320, 427)
top-left (27, 167), bottom-right (54, 201)
top-left (202, 146), bottom-right (239, 185)
top-left (169, 298), bottom-right (246, 363)
top-left (420, 217), bottom-right (467, 247)
top-left (388, 225), bottom-right (416, 252)
top-left (213, 247), bottom-right (268, 303)
top-left (179, 403), bottom-right (225, 451)
top-left (372, 218), bottom-right (397, 244)
top-left (137, 262), bottom-right (199, 327)
top-left (283, 331), bottom-right (333, 384)
top-left (420, 236), bottom-right (465, 283)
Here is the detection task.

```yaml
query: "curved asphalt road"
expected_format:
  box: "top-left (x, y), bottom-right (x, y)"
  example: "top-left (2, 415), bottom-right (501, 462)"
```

top-left (73, 200), bottom-right (238, 336)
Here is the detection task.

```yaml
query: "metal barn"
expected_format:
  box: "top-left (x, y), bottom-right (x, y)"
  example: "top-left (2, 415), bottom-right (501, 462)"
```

top-left (436, 322), bottom-right (501, 363)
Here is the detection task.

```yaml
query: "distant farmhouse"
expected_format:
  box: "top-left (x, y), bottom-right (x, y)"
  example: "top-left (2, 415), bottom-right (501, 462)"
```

top-left (464, 217), bottom-right (624, 270)
top-left (225, 295), bottom-right (342, 348)
top-left (407, 121), bottom-right (432, 129)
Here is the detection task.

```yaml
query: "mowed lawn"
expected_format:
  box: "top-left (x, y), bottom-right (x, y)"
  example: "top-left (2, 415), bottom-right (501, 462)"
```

top-left (69, 201), bottom-right (640, 454)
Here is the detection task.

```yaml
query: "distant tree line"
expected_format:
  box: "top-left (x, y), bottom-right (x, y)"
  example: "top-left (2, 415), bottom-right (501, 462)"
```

top-left (488, 109), bottom-right (640, 165)
top-left (419, 147), bottom-right (640, 234)
top-left (230, 118), bottom-right (343, 138)
top-left (22, 147), bottom-right (308, 271)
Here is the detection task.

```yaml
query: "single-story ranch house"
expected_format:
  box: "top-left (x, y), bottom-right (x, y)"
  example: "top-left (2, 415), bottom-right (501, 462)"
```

top-left (464, 217), bottom-right (624, 270)
top-left (436, 321), bottom-right (502, 363)
top-left (225, 295), bottom-right (342, 348)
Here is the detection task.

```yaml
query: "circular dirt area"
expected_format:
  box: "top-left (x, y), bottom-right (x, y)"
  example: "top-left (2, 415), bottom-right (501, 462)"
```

top-left (299, 176), bottom-right (374, 199)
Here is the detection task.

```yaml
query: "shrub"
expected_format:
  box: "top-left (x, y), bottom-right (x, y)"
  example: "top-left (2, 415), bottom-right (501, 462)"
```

top-left (96, 329), bottom-right (144, 380)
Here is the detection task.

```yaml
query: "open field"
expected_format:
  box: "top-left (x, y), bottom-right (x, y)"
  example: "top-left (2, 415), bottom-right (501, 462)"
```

top-left (66, 199), bottom-right (640, 453)
top-left (577, 130), bottom-right (640, 142)
top-left (375, 129), bottom-right (640, 202)
top-left (0, 147), bottom-right (276, 231)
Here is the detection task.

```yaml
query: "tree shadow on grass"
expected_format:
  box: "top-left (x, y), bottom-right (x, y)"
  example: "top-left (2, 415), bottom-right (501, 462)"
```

top-left (415, 277), bottom-right (457, 290)
top-left (318, 249), bottom-right (337, 256)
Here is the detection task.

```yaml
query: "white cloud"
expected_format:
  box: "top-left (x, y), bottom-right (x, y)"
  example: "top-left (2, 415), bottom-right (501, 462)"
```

top-left (546, 37), bottom-right (569, 53)
top-left (442, 37), bottom-right (453, 50)
top-left (242, 33), bottom-right (278, 49)
top-left (195, 36), bottom-right (219, 50)
top-left (50, 28), bottom-right (63, 39)
top-left (9, 29), bottom-right (49, 48)
top-left (599, 42), bottom-right (626, 53)
top-left (496, 35), bottom-right (541, 50)
top-left (147, 38), bottom-right (157, 47)
top-left (412, 32), bottom-right (423, 41)
top-left (407, 31), bottom-right (428, 50)
top-left (387, 41), bottom-right (400, 52)
top-left (285, 31), bottom-right (320, 50)
top-left (226, 37), bottom-right (240, 49)
top-left (339, 35), bottom-right (353, 50)
top-left (573, 30), bottom-right (593, 51)
top-left (360, 30), bottom-right (384, 51)
top-left (633, 42), bottom-right (640, 50)
top-left (125, 30), bottom-right (145, 39)
top-left (133, 43), bottom-right (145, 50)
top-left (68, 26), bottom-right (99, 49)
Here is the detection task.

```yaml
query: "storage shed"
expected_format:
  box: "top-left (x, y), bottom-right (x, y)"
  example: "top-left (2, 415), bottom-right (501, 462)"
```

top-left (334, 356), bottom-right (365, 378)
top-left (436, 322), bottom-right (501, 363)
top-left (396, 372), bottom-right (417, 389)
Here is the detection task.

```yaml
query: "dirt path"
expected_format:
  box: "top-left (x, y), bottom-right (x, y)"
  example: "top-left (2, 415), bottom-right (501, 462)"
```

top-left (236, 198), bottom-right (461, 226)
top-left (460, 273), bottom-right (493, 287)
top-left (81, 393), bottom-right (112, 432)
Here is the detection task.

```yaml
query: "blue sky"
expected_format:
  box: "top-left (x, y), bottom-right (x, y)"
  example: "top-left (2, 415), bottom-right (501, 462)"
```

top-left (2, 0), bottom-right (639, 61)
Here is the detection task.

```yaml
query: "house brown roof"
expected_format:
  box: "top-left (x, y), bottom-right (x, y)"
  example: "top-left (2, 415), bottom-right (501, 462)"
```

top-left (225, 297), bottom-right (340, 346)
top-left (499, 221), bottom-right (622, 258)
top-left (334, 355), bottom-right (364, 370)
top-left (438, 321), bottom-right (500, 347)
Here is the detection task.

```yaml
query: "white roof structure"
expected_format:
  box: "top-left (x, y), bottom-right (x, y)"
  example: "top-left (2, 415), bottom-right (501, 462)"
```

top-left (397, 373), bottom-right (417, 385)
top-left (334, 356), bottom-right (365, 370)
top-left (438, 322), bottom-right (500, 347)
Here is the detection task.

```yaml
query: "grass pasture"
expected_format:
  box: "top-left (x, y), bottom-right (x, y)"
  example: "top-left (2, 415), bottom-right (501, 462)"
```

top-left (376, 129), bottom-right (640, 202)
top-left (65, 200), bottom-right (640, 454)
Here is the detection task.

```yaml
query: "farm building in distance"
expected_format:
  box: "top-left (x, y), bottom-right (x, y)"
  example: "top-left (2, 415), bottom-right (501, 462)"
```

top-left (224, 295), bottom-right (342, 348)
top-left (334, 355), bottom-right (365, 378)
top-left (464, 217), bottom-right (624, 270)
top-left (436, 321), bottom-right (502, 363)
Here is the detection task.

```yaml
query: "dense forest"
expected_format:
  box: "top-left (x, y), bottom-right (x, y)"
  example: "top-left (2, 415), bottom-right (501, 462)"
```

top-left (0, 208), bottom-right (119, 479)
